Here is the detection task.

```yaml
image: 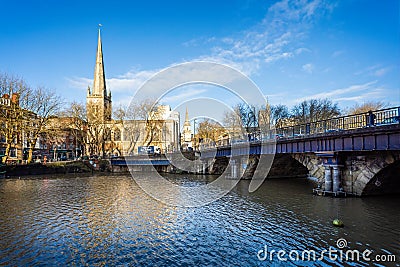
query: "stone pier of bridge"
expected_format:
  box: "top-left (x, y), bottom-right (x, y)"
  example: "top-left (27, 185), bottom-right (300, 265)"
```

top-left (292, 151), bottom-right (400, 195)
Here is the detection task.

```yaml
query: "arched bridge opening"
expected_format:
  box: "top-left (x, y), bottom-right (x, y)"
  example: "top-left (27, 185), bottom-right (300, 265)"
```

top-left (362, 160), bottom-right (400, 195)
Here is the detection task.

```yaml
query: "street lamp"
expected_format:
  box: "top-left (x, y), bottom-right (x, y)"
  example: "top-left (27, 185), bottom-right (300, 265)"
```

top-left (193, 118), bottom-right (196, 151)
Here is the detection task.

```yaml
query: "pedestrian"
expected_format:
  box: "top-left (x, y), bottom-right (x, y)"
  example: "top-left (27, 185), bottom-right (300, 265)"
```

top-left (367, 110), bottom-right (376, 126)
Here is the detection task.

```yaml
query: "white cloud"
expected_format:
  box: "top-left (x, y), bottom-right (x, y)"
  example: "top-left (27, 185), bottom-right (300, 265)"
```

top-left (331, 50), bottom-right (345, 58)
top-left (335, 87), bottom-right (385, 102)
top-left (66, 76), bottom-right (92, 89)
top-left (112, 96), bottom-right (133, 109)
top-left (188, 0), bottom-right (333, 75)
top-left (296, 81), bottom-right (377, 102)
top-left (302, 63), bottom-right (314, 74)
top-left (373, 67), bottom-right (390, 77)
top-left (161, 88), bottom-right (208, 104)
top-left (295, 81), bottom-right (382, 103)
top-left (67, 68), bottom-right (158, 93)
top-left (354, 64), bottom-right (391, 77)
top-left (107, 69), bottom-right (158, 93)
top-left (295, 47), bottom-right (312, 55)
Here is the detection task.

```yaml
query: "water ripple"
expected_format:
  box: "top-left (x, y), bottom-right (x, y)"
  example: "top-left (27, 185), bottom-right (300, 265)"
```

top-left (0, 175), bottom-right (398, 266)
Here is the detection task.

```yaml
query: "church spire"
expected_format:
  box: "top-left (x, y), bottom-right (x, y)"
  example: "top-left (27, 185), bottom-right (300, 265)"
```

top-left (184, 107), bottom-right (190, 126)
top-left (92, 27), bottom-right (106, 96)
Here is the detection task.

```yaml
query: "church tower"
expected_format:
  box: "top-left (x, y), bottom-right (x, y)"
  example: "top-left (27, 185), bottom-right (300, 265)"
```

top-left (86, 28), bottom-right (112, 122)
top-left (181, 107), bottom-right (193, 149)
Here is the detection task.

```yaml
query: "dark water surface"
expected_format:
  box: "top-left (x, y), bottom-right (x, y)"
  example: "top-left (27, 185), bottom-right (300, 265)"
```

top-left (0, 174), bottom-right (398, 266)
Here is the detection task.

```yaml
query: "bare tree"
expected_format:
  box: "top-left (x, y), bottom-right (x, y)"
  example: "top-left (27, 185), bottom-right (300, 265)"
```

top-left (291, 99), bottom-right (340, 124)
top-left (346, 101), bottom-right (387, 115)
top-left (223, 107), bottom-right (245, 141)
top-left (270, 104), bottom-right (290, 127)
top-left (114, 99), bottom-right (164, 155)
top-left (236, 103), bottom-right (258, 132)
top-left (113, 104), bottom-right (140, 155)
top-left (59, 101), bottom-right (87, 157)
top-left (141, 100), bottom-right (164, 147)
top-left (23, 87), bottom-right (63, 163)
top-left (196, 119), bottom-right (227, 145)
top-left (41, 119), bottom-right (67, 160)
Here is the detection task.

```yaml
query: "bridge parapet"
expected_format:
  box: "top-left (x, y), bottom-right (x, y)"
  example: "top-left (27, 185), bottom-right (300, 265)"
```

top-left (275, 106), bottom-right (399, 138)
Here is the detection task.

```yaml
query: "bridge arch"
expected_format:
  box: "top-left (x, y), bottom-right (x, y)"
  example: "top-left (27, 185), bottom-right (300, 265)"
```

top-left (291, 153), bottom-right (325, 182)
top-left (360, 159), bottom-right (400, 195)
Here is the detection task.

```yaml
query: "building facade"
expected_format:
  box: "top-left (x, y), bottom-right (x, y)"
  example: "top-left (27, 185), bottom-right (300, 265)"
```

top-left (0, 93), bottom-right (24, 163)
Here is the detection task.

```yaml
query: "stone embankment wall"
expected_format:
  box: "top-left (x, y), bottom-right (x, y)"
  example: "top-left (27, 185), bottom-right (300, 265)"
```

top-left (4, 160), bottom-right (110, 177)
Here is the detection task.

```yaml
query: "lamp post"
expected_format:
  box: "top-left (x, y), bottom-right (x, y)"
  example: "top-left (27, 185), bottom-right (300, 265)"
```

top-left (193, 118), bottom-right (196, 151)
top-left (163, 121), bottom-right (166, 154)
top-left (75, 136), bottom-right (78, 160)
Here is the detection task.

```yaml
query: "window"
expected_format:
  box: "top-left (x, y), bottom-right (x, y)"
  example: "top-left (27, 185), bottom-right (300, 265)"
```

top-left (104, 128), bottom-right (111, 141)
top-left (10, 148), bottom-right (17, 158)
top-left (114, 128), bottom-right (121, 141)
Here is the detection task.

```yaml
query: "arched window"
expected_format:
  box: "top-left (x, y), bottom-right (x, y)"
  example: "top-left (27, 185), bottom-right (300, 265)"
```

top-left (104, 128), bottom-right (111, 141)
top-left (123, 128), bottom-right (129, 141)
top-left (114, 128), bottom-right (121, 141)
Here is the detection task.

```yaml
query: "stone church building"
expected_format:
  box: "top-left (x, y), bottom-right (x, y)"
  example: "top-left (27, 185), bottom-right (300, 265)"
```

top-left (86, 29), bottom-right (180, 156)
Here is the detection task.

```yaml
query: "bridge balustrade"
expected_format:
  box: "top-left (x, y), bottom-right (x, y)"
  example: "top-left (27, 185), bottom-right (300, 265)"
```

top-left (198, 106), bottom-right (400, 151)
top-left (274, 106), bottom-right (399, 139)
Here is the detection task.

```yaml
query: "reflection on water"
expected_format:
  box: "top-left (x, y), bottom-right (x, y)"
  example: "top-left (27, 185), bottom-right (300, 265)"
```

top-left (0, 174), bottom-right (398, 266)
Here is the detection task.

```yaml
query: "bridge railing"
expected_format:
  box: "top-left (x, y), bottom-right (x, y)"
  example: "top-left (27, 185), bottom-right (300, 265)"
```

top-left (198, 106), bottom-right (400, 150)
top-left (274, 106), bottom-right (399, 139)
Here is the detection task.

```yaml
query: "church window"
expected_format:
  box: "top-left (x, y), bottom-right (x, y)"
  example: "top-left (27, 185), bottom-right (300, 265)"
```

top-left (104, 128), bottom-right (111, 141)
top-left (114, 128), bottom-right (121, 141)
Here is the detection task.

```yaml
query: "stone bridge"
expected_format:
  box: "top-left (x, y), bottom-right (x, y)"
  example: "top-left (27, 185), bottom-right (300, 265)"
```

top-left (200, 107), bottom-right (400, 196)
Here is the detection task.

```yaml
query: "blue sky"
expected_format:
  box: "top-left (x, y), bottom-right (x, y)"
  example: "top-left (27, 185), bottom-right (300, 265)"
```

top-left (0, 0), bottom-right (399, 115)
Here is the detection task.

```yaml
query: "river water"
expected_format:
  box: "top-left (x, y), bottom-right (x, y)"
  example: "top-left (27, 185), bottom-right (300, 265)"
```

top-left (0, 174), bottom-right (398, 266)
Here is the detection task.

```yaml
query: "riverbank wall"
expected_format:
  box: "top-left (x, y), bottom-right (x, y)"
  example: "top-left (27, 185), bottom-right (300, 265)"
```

top-left (3, 160), bottom-right (110, 177)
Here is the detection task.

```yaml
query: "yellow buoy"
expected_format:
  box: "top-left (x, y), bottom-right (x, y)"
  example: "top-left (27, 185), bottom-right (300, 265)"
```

top-left (332, 219), bottom-right (344, 227)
